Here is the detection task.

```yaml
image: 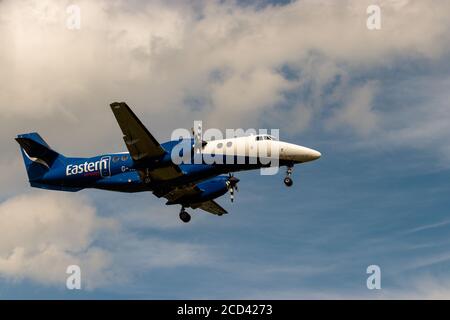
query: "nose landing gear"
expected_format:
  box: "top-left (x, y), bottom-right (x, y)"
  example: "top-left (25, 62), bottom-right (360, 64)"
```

top-left (179, 207), bottom-right (191, 223)
top-left (284, 165), bottom-right (294, 187)
top-left (284, 176), bottom-right (293, 187)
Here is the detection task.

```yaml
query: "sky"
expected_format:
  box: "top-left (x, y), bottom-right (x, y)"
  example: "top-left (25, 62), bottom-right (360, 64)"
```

top-left (1, 0), bottom-right (450, 299)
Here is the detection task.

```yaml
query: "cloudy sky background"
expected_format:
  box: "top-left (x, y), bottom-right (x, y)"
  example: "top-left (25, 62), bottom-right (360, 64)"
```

top-left (1, 0), bottom-right (450, 298)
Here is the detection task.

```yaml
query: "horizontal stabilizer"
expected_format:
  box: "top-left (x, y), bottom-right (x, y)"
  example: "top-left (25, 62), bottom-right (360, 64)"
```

top-left (192, 200), bottom-right (228, 216)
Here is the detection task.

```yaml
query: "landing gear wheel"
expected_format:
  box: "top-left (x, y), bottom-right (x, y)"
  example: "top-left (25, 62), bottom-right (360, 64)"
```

top-left (284, 177), bottom-right (293, 187)
top-left (179, 210), bottom-right (191, 223)
top-left (284, 165), bottom-right (294, 187)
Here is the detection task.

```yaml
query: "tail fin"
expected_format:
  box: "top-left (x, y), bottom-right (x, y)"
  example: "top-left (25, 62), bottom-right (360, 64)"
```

top-left (15, 133), bottom-right (64, 181)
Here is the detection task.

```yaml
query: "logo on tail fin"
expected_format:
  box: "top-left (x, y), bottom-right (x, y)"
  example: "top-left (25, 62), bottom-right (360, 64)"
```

top-left (22, 149), bottom-right (51, 169)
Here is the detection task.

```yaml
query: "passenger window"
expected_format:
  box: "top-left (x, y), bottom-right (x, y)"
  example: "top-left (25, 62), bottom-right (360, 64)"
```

top-left (226, 141), bottom-right (232, 147)
top-left (113, 156), bottom-right (120, 162)
top-left (121, 155), bottom-right (129, 161)
top-left (217, 143), bottom-right (223, 148)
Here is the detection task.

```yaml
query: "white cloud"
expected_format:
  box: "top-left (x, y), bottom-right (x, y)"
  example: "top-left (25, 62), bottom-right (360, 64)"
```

top-left (390, 277), bottom-right (450, 299)
top-left (346, 74), bottom-right (450, 166)
top-left (327, 81), bottom-right (379, 135)
top-left (1, 0), bottom-right (449, 138)
top-left (1, 0), bottom-right (450, 296)
top-left (1, 0), bottom-right (447, 173)
top-left (0, 192), bottom-right (116, 289)
top-left (405, 220), bottom-right (450, 234)
top-left (0, 192), bottom-right (218, 290)
top-left (0, 155), bottom-right (28, 197)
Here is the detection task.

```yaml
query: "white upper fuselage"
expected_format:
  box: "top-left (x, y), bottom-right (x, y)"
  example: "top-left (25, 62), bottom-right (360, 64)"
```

top-left (200, 134), bottom-right (321, 164)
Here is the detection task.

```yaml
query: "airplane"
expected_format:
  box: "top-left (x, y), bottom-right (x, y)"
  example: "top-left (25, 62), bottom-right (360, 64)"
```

top-left (15, 102), bottom-right (321, 223)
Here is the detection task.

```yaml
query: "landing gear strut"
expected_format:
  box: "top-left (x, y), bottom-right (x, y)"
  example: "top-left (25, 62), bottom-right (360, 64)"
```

top-left (179, 207), bottom-right (191, 223)
top-left (284, 165), bottom-right (294, 187)
top-left (144, 169), bottom-right (152, 184)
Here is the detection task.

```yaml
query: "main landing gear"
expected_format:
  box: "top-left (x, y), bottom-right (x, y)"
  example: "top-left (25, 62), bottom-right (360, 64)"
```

top-left (284, 165), bottom-right (294, 187)
top-left (179, 207), bottom-right (191, 223)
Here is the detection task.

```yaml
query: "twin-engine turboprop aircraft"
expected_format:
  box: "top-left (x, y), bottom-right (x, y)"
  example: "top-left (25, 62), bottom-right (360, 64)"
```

top-left (16, 102), bottom-right (321, 223)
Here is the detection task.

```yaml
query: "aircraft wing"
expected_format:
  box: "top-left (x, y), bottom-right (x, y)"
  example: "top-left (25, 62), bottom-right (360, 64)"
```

top-left (110, 102), bottom-right (166, 161)
top-left (156, 184), bottom-right (228, 216)
top-left (110, 102), bottom-right (183, 181)
top-left (110, 102), bottom-right (228, 216)
top-left (157, 184), bottom-right (200, 203)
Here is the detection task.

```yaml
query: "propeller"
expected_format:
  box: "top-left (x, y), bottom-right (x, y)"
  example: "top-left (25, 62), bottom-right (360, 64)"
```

top-left (226, 173), bottom-right (240, 203)
top-left (191, 122), bottom-right (203, 154)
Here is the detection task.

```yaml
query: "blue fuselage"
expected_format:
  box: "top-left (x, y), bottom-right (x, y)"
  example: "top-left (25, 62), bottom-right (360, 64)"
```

top-left (32, 139), bottom-right (285, 193)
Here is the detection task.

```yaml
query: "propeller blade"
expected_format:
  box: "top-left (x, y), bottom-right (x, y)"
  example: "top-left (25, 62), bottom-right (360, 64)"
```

top-left (227, 174), bottom-right (239, 202)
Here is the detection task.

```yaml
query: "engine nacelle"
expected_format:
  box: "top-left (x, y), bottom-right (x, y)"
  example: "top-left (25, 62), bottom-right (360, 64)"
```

top-left (195, 176), bottom-right (229, 202)
top-left (167, 176), bottom-right (230, 205)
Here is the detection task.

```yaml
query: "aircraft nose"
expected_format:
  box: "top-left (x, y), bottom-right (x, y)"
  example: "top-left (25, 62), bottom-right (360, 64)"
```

top-left (299, 147), bottom-right (321, 162)
top-left (309, 149), bottom-right (321, 160)
top-left (279, 143), bottom-right (321, 162)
